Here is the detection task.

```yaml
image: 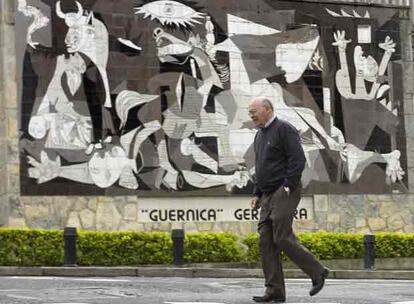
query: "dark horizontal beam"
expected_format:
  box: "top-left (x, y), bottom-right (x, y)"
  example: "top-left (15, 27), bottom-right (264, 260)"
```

top-left (278, 0), bottom-right (409, 8)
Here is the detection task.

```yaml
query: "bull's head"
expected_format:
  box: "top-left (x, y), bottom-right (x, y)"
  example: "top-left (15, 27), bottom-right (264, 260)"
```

top-left (56, 1), bottom-right (111, 108)
top-left (56, 1), bottom-right (95, 53)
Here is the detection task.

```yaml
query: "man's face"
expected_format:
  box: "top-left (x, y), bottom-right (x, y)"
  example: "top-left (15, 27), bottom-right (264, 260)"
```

top-left (248, 101), bottom-right (272, 128)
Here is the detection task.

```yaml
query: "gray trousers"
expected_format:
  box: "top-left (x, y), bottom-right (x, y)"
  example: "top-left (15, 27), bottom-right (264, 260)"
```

top-left (257, 185), bottom-right (325, 297)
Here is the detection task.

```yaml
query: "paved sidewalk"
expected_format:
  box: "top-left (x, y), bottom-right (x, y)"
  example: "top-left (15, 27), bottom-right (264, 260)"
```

top-left (1, 266), bottom-right (414, 279)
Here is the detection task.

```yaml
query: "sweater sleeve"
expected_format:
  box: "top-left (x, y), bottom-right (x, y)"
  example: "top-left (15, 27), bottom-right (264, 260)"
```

top-left (252, 131), bottom-right (262, 198)
top-left (253, 178), bottom-right (263, 198)
top-left (282, 125), bottom-right (306, 190)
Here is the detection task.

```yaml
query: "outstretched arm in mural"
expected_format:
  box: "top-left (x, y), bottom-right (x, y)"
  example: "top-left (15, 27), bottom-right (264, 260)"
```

top-left (181, 167), bottom-right (250, 192)
top-left (343, 145), bottom-right (404, 183)
top-left (27, 151), bottom-right (92, 184)
top-left (368, 36), bottom-right (396, 99)
top-left (332, 30), bottom-right (353, 98)
top-left (28, 138), bottom-right (140, 189)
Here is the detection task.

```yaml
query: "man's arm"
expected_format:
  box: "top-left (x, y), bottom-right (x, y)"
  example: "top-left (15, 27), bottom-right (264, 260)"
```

top-left (283, 125), bottom-right (306, 190)
top-left (252, 131), bottom-right (262, 207)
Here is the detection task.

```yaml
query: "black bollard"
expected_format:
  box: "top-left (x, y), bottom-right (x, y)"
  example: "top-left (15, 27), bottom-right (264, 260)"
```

top-left (64, 227), bottom-right (77, 267)
top-left (172, 229), bottom-right (185, 266)
top-left (363, 234), bottom-right (375, 270)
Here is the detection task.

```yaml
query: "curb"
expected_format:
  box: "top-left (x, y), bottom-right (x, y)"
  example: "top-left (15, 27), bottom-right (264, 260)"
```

top-left (0, 267), bottom-right (414, 279)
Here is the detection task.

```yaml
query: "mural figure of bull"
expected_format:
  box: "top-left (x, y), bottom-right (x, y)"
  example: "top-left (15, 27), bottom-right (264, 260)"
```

top-left (56, 1), bottom-right (111, 109)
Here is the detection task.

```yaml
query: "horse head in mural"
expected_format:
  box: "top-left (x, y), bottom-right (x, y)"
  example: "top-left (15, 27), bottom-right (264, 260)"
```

top-left (56, 1), bottom-right (111, 108)
top-left (151, 23), bottom-right (251, 190)
top-left (152, 26), bottom-right (227, 90)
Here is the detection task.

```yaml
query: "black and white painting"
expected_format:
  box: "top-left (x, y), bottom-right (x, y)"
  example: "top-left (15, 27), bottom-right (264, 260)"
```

top-left (16, 0), bottom-right (408, 195)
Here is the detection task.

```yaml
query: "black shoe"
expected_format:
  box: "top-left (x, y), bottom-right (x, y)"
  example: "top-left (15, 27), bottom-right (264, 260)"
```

top-left (252, 294), bottom-right (286, 303)
top-left (309, 267), bottom-right (330, 296)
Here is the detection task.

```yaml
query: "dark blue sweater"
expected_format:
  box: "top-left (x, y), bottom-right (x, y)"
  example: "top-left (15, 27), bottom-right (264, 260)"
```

top-left (253, 117), bottom-right (306, 197)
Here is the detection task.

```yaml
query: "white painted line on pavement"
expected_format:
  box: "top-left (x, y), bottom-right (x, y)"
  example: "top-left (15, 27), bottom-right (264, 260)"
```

top-left (7, 294), bottom-right (41, 300)
top-left (391, 301), bottom-right (414, 304)
top-left (71, 278), bottom-right (131, 282)
top-left (165, 302), bottom-right (338, 304)
top-left (8, 276), bottom-right (130, 282)
top-left (286, 278), bottom-right (414, 283)
top-left (165, 302), bottom-right (226, 304)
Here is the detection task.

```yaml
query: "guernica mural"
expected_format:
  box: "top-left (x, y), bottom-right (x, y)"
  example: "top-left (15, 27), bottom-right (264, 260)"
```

top-left (16, 0), bottom-right (409, 195)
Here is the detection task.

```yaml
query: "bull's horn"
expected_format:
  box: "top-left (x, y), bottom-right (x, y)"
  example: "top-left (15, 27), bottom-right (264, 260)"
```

top-left (75, 1), bottom-right (84, 19)
top-left (55, 1), bottom-right (65, 19)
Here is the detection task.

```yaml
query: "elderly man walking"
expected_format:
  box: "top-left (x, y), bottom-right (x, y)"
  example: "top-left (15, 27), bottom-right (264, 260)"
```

top-left (249, 97), bottom-right (329, 303)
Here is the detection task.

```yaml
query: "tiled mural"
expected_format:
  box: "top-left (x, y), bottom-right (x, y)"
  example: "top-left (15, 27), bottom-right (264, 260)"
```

top-left (16, 0), bottom-right (409, 195)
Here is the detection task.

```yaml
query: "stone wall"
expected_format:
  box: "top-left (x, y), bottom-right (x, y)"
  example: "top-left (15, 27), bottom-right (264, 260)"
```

top-left (0, 0), bottom-right (20, 227)
top-left (4, 194), bottom-right (414, 236)
top-left (297, 195), bottom-right (414, 233)
top-left (1, 0), bottom-right (414, 236)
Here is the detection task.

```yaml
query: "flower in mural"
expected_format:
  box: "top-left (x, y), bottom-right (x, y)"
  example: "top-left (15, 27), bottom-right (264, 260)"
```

top-left (135, 0), bottom-right (205, 27)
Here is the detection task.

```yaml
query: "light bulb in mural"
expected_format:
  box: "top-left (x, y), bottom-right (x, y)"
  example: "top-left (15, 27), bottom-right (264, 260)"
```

top-left (135, 0), bottom-right (205, 27)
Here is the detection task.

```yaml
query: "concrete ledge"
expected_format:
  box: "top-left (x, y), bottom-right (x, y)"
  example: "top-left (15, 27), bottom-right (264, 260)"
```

top-left (0, 266), bottom-right (413, 279)
top-left (0, 267), bottom-right (43, 276)
top-left (192, 258), bottom-right (414, 271)
top-left (42, 267), bottom-right (137, 277)
top-left (332, 270), bottom-right (414, 280)
top-left (192, 268), bottom-right (263, 278)
top-left (137, 267), bottom-right (193, 278)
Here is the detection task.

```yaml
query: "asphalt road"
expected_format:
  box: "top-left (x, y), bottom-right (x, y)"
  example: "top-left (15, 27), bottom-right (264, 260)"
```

top-left (0, 276), bottom-right (413, 304)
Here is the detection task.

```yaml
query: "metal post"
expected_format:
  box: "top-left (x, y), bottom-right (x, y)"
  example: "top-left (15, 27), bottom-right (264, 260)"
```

top-left (172, 229), bottom-right (185, 266)
top-left (64, 227), bottom-right (77, 267)
top-left (363, 234), bottom-right (375, 270)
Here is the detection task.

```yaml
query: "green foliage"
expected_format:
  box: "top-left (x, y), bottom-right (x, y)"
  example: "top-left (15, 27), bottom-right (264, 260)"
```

top-left (0, 229), bottom-right (243, 266)
top-left (77, 231), bottom-right (172, 266)
top-left (298, 231), bottom-right (364, 260)
top-left (0, 228), bottom-right (63, 266)
top-left (243, 233), bottom-right (261, 262)
top-left (184, 232), bottom-right (244, 263)
top-left (243, 231), bottom-right (365, 262)
top-left (375, 232), bottom-right (414, 258)
top-left (1, 229), bottom-right (414, 266)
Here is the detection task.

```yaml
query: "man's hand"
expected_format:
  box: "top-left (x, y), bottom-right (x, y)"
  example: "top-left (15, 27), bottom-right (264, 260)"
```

top-left (251, 196), bottom-right (260, 210)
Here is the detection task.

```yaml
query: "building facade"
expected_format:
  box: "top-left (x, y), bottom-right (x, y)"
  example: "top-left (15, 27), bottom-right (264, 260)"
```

top-left (0, 0), bottom-right (414, 235)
